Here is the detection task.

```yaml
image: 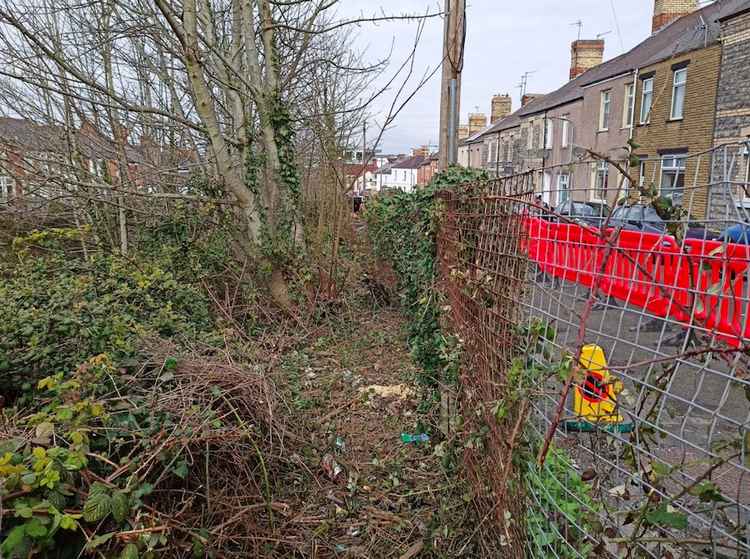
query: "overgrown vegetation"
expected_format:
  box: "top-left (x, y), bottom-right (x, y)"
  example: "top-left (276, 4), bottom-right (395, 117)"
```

top-left (0, 203), bottom-right (288, 557)
top-left (524, 446), bottom-right (599, 558)
top-left (365, 167), bottom-right (487, 391)
top-left (0, 224), bottom-right (218, 396)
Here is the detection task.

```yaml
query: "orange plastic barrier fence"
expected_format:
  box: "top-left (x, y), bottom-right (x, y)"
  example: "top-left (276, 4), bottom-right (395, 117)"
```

top-left (524, 217), bottom-right (750, 347)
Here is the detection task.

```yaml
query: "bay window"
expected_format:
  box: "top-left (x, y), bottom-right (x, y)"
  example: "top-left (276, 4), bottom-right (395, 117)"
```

top-left (544, 119), bottom-right (553, 149)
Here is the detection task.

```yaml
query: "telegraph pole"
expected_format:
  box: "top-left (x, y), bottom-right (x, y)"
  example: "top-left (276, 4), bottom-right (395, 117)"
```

top-left (438, 0), bottom-right (466, 171)
top-left (361, 120), bottom-right (367, 192)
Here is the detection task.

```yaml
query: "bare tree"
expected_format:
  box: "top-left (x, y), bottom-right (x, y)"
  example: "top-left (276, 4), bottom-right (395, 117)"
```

top-left (0, 0), bottom-right (442, 305)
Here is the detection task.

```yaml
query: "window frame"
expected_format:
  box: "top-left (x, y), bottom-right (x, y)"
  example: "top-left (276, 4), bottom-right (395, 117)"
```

top-left (640, 77), bottom-right (654, 125)
top-left (561, 119), bottom-right (569, 148)
top-left (593, 160), bottom-right (609, 201)
top-left (638, 159), bottom-right (647, 189)
top-left (623, 83), bottom-right (635, 128)
top-left (544, 119), bottom-right (554, 150)
top-left (557, 173), bottom-right (570, 203)
top-left (599, 90), bottom-right (611, 132)
top-left (670, 68), bottom-right (687, 121)
top-left (659, 155), bottom-right (687, 201)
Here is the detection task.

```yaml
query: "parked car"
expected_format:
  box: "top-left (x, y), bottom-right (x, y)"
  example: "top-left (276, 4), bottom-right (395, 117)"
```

top-left (608, 203), bottom-right (720, 240)
top-left (556, 200), bottom-right (610, 228)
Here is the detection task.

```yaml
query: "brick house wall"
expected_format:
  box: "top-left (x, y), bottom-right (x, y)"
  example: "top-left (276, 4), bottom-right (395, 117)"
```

top-left (632, 44), bottom-right (722, 219)
top-left (710, 10), bottom-right (750, 222)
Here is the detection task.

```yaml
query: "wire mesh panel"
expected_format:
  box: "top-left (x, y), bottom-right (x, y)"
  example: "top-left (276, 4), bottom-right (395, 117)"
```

top-left (439, 147), bottom-right (750, 558)
top-left (438, 174), bottom-right (535, 555)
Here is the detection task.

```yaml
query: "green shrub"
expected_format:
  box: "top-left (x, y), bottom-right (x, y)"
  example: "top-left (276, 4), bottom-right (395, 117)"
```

top-left (0, 227), bottom-right (215, 395)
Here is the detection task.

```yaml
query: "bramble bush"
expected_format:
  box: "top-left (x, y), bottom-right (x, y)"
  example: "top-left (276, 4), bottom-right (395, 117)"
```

top-left (0, 212), bottom-right (227, 399)
top-left (0, 207), bottom-right (279, 558)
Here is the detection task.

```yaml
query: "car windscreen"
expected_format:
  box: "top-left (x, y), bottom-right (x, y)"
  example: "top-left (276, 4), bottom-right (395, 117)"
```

top-left (571, 203), bottom-right (595, 216)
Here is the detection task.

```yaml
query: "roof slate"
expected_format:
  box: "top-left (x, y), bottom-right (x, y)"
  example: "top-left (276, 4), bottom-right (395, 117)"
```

top-left (0, 117), bottom-right (145, 164)
top-left (392, 155), bottom-right (426, 169)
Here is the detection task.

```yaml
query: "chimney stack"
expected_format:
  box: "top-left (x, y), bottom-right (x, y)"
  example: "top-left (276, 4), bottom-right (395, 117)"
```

top-left (491, 94), bottom-right (512, 123)
top-left (569, 39), bottom-right (605, 80)
top-left (457, 124), bottom-right (469, 141)
top-left (652, 0), bottom-right (698, 33)
top-left (468, 113), bottom-right (488, 135)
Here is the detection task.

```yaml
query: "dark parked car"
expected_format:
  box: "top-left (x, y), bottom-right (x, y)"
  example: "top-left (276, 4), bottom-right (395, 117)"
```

top-left (609, 203), bottom-right (720, 240)
top-left (556, 200), bottom-right (610, 228)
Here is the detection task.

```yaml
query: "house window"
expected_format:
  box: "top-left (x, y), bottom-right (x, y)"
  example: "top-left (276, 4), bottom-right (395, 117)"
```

top-left (0, 151), bottom-right (13, 202)
top-left (670, 68), bottom-right (687, 120)
top-left (558, 173), bottom-right (570, 203)
top-left (544, 119), bottom-right (553, 149)
top-left (599, 91), bottom-right (611, 131)
top-left (638, 159), bottom-right (647, 189)
top-left (660, 155), bottom-right (686, 202)
top-left (594, 160), bottom-right (609, 200)
top-left (543, 171), bottom-right (552, 204)
top-left (623, 83), bottom-right (635, 128)
top-left (561, 119), bottom-right (569, 148)
top-left (508, 136), bottom-right (514, 161)
top-left (640, 78), bottom-right (654, 124)
top-left (489, 140), bottom-right (497, 163)
top-left (0, 174), bottom-right (14, 201)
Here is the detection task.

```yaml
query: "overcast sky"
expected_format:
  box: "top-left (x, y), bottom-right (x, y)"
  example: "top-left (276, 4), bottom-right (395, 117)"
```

top-left (338, 1), bottom-right (659, 154)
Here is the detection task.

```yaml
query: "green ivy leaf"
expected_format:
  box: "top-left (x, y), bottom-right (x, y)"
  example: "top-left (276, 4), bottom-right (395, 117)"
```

top-left (14, 504), bottom-right (34, 519)
top-left (164, 357), bottom-right (178, 370)
top-left (59, 514), bottom-right (78, 531)
top-left (173, 460), bottom-right (189, 480)
top-left (121, 543), bottom-right (140, 559)
top-left (0, 525), bottom-right (27, 554)
top-left (689, 481), bottom-right (727, 503)
top-left (84, 531), bottom-right (115, 551)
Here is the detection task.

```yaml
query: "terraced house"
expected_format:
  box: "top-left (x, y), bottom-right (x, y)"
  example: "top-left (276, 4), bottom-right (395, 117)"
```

top-left (631, 0), bottom-right (750, 218)
top-left (708, 4), bottom-right (750, 221)
top-left (465, 0), bottom-right (750, 220)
